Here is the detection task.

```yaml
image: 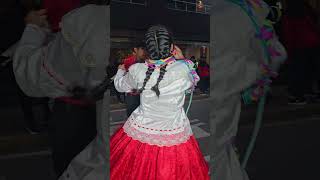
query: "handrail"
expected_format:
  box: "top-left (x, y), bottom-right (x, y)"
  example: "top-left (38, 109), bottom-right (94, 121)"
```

top-left (111, 0), bottom-right (211, 14)
top-left (168, 0), bottom-right (211, 14)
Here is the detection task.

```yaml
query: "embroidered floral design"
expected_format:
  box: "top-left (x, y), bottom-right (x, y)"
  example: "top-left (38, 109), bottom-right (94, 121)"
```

top-left (61, 29), bottom-right (80, 48)
top-left (81, 53), bottom-right (96, 67)
top-left (181, 59), bottom-right (199, 93)
top-left (236, 0), bottom-right (285, 104)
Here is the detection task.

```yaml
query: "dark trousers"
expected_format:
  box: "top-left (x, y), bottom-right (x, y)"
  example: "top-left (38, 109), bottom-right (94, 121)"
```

top-left (198, 76), bottom-right (210, 92)
top-left (110, 84), bottom-right (124, 103)
top-left (288, 47), bottom-right (320, 98)
top-left (8, 60), bottom-right (49, 131)
top-left (48, 100), bottom-right (97, 178)
top-left (125, 94), bottom-right (140, 117)
top-left (16, 87), bottom-right (50, 131)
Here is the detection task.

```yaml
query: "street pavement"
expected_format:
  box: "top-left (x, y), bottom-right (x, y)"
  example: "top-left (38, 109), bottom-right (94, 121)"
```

top-left (238, 116), bottom-right (320, 180)
top-left (0, 152), bottom-right (55, 180)
top-left (0, 86), bottom-right (320, 180)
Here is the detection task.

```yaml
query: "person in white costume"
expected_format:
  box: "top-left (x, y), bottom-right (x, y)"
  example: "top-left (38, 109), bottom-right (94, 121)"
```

top-left (110, 25), bottom-right (209, 180)
top-left (12, 1), bottom-right (109, 179)
top-left (210, 0), bottom-right (286, 179)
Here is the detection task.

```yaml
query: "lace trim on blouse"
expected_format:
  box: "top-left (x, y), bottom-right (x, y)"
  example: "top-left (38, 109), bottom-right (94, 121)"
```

top-left (123, 118), bottom-right (193, 147)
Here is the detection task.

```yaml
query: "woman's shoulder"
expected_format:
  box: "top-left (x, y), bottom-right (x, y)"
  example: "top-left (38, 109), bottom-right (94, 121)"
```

top-left (173, 59), bottom-right (195, 71)
top-left (168, 60), bottom-right (194, 75)
top-left (128, 62), bottom-right (147, 74)
top-left (128, 62), bottom-right (143, 68)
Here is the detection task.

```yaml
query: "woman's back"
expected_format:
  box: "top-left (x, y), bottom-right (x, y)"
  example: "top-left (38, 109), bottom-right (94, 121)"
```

top-left (114, 59), bottom-right (198, 146)
top-left (132, 61), bottom-right (193, 115)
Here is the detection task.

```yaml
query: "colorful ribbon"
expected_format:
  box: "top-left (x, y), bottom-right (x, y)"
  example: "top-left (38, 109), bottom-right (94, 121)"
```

top-left (147, 56), bottom-right (176, 69)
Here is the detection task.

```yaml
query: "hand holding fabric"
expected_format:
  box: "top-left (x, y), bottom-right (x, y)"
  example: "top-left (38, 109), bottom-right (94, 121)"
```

top-left (172, 45), bottom-right (185, 60)
top-left (68, 77), bottom-right (112, 102)
top-left (24, 9), bottom-right (49, 28)
top-left (118, 64), bottom-right (126, 71)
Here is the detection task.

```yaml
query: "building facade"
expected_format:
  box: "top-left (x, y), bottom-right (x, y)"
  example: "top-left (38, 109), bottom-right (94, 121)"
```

top-left (110, 0), bottom-right (211, 62)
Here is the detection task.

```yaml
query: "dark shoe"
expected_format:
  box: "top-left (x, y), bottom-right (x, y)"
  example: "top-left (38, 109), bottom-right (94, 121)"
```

top-left (24, 126), bottom-right (40, 135)
top-left (305, 93), bottom-right (320, 103)
top-left (288, 96), bottom-right (307, 105)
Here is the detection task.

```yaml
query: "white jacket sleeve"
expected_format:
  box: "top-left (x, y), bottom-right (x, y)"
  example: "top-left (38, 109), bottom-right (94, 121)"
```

top-left (13, 24), bottom-right (68, 98)
top-left (114, 65), bottom-right (138, 93)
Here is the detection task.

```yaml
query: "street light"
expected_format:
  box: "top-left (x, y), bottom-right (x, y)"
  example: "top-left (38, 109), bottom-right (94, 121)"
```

top-left (196, 0), bottom-right (204, 12)
top-left (197, 0), bottom-right (204, 9)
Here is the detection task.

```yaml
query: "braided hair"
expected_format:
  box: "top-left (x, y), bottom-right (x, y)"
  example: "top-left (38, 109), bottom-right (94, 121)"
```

top-left (145, 25), bottom-right (173, 60)
top-left (138, 25), bottom-right (173, 97)
top-left (136, 66), bottom-right (155, 94)
top-left (151, 64), bottom-right (167, 96)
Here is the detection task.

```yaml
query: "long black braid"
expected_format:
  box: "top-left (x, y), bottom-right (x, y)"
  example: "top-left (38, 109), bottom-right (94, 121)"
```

top-left (151, 64), bottom-right (167, 96)
top-left (139, 25), bottom-right (172, 97)
top-left (136, 66), bottom-right (155, 93)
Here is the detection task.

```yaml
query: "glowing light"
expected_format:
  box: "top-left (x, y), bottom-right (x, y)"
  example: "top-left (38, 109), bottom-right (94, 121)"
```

top-left (197, 0), bottom-right (204, 9)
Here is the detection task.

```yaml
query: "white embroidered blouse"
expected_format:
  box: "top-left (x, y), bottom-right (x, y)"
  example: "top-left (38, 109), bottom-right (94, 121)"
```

top-left (114, 61), bottom-right (199, 147)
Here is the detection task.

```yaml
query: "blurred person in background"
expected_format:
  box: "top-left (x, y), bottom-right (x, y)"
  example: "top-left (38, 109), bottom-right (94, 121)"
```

top-left (197, 57), bottom-right (210, 94)
top-left (123, 41), bottom-right (146, 117)
top-left (1, 0), bottom-right (50, 134)
top-left (281, 0), bottom-right (320, 105)
top-left (107, 57), bottom-right (124, 103)
top-left (13, 0), bottom-right (108, 178)
top-left (210, 0), bottom-right (286, 179)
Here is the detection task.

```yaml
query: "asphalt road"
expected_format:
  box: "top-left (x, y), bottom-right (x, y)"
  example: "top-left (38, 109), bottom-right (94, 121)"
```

top-left (239, 116), bottom-right (320, 180)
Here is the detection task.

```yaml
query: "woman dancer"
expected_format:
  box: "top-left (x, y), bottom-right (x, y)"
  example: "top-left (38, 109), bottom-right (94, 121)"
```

top-left (13, 2), bottom-right (109, 178)
top-left (111, 25), bottom-right (209, 179)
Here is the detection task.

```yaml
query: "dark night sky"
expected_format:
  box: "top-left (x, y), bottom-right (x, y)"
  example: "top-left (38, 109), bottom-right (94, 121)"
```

top-left (0, 0), bottom-right (210, 53)
top-left (0, 1), bottom-right (26, 53)
top-left (111, 0), bottom-right (210, 42)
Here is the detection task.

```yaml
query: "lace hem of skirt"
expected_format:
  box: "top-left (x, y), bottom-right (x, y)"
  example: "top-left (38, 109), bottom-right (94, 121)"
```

top-left (123, 120), bottom-right (193, 147)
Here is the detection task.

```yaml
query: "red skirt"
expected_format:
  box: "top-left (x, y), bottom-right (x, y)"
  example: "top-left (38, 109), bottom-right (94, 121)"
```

top-left (110, 127), bottom-right (210, 180)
